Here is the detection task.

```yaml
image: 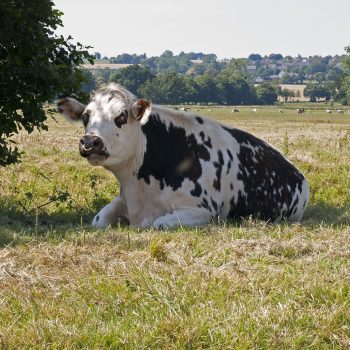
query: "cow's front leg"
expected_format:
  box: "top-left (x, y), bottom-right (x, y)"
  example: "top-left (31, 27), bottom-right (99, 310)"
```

top-left (152, 207), bottom-right (212, 229)
top-left (92, 195), bottom-right (128, 228)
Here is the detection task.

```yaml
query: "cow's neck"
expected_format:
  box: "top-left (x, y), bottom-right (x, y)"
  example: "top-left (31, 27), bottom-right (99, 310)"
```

top-left (104, 126), bottom-right (146, 185)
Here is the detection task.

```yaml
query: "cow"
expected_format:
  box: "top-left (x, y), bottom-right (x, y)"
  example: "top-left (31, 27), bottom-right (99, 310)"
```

top-left (336, 110), bottom-right (344, 114)
top-left (57, 83), bottom-right (309, 229)
top-left (232, 108), bottom-right (239, 113)
top-left (297, 108), bottom-right (305, 114)
top-left (326, 109), bottom-right (332, 114)
top-left (278, 109), bottom-right (283, 113)
top-left (252, 108), bottom-right (258, 113)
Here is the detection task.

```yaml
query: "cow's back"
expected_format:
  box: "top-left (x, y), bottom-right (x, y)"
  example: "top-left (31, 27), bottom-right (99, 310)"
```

top-left (221, 126), bottom-right (308, 222)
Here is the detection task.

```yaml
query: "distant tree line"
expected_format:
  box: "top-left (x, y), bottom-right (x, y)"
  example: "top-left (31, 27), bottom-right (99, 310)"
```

top-left (86, 64), bottom-right (278, 105)
top-left (86, 48), bottom-right (350, 105)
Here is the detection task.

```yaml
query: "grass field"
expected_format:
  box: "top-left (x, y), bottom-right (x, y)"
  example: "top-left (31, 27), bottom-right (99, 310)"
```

top-left (1, 105), bottom-right (350, 349)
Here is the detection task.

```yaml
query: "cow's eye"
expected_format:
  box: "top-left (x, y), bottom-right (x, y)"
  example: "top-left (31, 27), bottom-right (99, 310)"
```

top-left (114, 110), bottom-right (128, 128)
top-left (82, 113), bottom-right (89, 127)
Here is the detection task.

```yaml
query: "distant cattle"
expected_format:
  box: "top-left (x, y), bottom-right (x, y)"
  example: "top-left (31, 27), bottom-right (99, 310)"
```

top-left (326, 109), bottom-right (332, 114)
top-left (57, 83), bottom-right (309, 229)
top-left (336, 110), bottom-right (344, 114)
top-left (278, 109), bottom-right (283, 113)
top-left (180, 107), bottom-right (189, 112)
top-left (232, 108), bottom-right (239, 113)
top-left (297, 108), bottom-right (305, 114)
top-left (252, 108), bottom-right (258, 113)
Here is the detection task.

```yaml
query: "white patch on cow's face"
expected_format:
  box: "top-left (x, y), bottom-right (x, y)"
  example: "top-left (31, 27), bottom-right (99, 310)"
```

top-left (82, 89), bottom-right (140, 168)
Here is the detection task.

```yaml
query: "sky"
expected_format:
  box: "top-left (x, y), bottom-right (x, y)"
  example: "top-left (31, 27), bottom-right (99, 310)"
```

top-left (54, 0), bottom-right (350, 59)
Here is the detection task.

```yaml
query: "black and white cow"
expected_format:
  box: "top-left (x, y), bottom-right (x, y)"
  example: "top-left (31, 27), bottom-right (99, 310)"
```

top-left (57, 83), bottom-right (309, 229)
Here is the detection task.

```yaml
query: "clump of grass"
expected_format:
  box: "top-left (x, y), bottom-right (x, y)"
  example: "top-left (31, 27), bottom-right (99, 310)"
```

top-left (149, 239), bottom-right (168, 262)
top-left (268, 241), bottom-right (313, 259)
top-left (282, 131), bottom-right (289, 156)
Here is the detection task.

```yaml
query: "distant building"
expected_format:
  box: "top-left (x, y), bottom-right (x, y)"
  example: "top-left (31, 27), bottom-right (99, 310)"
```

top-left (82, 63), bottom-right (134, 75)
top-left (190, 59), bottom-right (203, 64)
top-left (246, 65), bottom-right (257, 71)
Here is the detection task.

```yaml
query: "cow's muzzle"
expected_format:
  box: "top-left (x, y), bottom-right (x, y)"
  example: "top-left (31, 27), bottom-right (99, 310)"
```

top-left (79, 135), bottom-right (108, 159)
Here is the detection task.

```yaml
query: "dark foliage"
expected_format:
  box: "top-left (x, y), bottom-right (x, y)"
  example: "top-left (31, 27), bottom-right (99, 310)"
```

top-left (0, 0), bottom-right (93, 165)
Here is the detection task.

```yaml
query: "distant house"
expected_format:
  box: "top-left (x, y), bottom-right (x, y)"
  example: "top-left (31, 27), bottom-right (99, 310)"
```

top-left (81, 63), bottom-right (134, 75)
top-left (246, 65), bottom-right (257, 71)
top-left (190, 59), bottom-right (203, 64)
top-left (278, 71), bottom-right (287, 78)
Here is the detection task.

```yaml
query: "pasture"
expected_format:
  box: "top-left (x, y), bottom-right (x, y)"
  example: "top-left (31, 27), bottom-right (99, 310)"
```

top-left (1, 105), bottom-right (350, 349)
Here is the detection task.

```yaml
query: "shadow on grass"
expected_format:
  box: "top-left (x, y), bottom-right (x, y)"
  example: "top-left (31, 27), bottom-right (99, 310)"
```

top-left (0, 200), bottom-right (349, 248)
top-left (302, 202), bottom-right (350, 226)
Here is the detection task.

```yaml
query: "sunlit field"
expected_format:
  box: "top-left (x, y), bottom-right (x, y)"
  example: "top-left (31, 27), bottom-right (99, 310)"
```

top-left (1, 105), bottom-right (350, 349)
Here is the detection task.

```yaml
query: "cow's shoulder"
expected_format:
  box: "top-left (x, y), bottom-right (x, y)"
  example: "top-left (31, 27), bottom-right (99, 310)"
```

top-left (138, 108), bottom-right (213, 191)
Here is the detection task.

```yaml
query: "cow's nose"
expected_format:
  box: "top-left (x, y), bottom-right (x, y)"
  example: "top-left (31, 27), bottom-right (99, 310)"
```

top-left (79, 135), bottom-right (104, 156)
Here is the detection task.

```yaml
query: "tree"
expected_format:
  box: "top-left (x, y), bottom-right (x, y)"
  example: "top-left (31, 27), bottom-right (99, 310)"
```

top-left (217, 75), bottom-right (257, 105)
top-left (81, 70), bottom-right (97, 94)
top-left (256, 83), bottom-right (278, 105)
top-left (0, 0), bottom-right (93, 166)
top-left (304, 83), bottom-right (331, 102)
top-left (109, 65), bottom-right (154, 96)
top-left (195, 75), bottom-right (219, 104)
top-left (278, 88), bottom-right (295, 102)
top-left (269, 53), bottom-right (283, 61)
top-left (336, 45), bottom-right (350, 105)
top-left (140, 73), bottom-right (196, 104)
top-left (248, 54), bottom-right (262, 61)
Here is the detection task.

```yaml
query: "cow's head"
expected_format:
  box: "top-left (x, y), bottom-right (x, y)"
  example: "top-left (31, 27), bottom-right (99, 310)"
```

top-left (57, 84), bottom-right (151, 167)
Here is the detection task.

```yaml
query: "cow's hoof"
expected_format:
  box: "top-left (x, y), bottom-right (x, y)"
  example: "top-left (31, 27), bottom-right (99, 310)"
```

top-left (92, 214), bottom-right (108, 229)
top-left (152, 218), bottom-right (169, 230)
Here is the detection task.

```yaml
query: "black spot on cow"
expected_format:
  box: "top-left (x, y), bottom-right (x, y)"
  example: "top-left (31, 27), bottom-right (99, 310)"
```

top-left (286, 195), bottom-right (299, 217)
top-left (199, 131), bottom-right (212, 149)
top-left (190, 182), bottom-right (202, 197)
top-left (114, 110), bottom-right (128, 128)
top-left (227, 149), bottom-right (233, 161)
top-left (138, 113), bottom-right (210, 190)
top-left (195, 116), bottom-right (204, 124)
top-left (226, 160), bottom-right (231, 175)
top-left (96, 215), bottom-right (100, 222)
top-left (204, 136), bottom-right (212, 149)
top-left (230, 183), bottom-right (233, 191)
top-left (199, 197), bottom-right (212, 213)
top-left (213, 150), bottom-right (224, 191)
top-left (222, 126), bottom-right (305, 221)
top-left (211, 198), bottom-right (218, 214)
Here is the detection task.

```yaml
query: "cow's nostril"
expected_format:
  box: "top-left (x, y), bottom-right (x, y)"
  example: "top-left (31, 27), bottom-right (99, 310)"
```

top-left (93, 138), bottom-right (101, 146)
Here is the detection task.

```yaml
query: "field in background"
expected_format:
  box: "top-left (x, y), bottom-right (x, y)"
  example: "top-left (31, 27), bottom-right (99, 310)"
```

top-left (1, 106), bottom-right (350, 349)
top-left (277, 84), bottom-right (308, 102)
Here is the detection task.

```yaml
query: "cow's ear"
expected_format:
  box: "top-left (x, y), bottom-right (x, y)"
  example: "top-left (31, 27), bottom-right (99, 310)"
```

top-left (57, 97), bottom-right (86, 121)
top-left (133, 99), bottom-right (151, 121)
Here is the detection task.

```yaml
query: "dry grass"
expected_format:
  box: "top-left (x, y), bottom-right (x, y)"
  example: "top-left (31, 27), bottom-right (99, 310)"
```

top-left (1, 105), bottom-right (350, 349)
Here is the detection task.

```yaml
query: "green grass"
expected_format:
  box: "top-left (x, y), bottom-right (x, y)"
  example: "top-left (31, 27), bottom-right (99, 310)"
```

top-left (1, 105), bottom-right (350, 349)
